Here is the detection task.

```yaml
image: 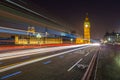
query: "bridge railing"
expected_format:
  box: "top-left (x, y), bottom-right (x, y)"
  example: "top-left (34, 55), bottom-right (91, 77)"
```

top-left (81, 50), bottom-right (99, 80)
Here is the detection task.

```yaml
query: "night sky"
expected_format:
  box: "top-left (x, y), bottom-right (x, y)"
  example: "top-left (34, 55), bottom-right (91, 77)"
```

top-left (25, 0), bottom-right (120, 39)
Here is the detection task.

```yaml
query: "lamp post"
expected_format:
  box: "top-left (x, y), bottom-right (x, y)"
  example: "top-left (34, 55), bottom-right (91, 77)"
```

top-left (108, 37), bottom-right (111, 41)
top-left (27, 32), bottom-right (30, 45)
top-left (45, 31), bottom-right (48, 44)
top-left (116, 34), bottom-right (119, 42)
top-left (70, 38), bottom-right (73, 44)
top-left (36, 33), bottom-right (41, 45)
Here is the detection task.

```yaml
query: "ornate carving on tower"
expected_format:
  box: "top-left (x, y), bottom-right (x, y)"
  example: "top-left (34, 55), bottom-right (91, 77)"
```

top-left (84, 13), bottom-right (90, 43)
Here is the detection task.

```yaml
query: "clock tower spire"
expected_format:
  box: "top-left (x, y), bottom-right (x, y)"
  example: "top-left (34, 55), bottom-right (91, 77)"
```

top-left (84, 13), bottom-right (90, 43)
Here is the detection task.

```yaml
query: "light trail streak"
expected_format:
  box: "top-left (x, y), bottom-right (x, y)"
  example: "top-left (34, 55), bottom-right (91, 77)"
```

top-left (0, 26), bottom-right (44, 36)
top-left (0, 46), bottom-right (90, 73)
top-left (6, 0), bottom-right (59, 24)
top-left (0, 44), bottom-right (89, 60)
top-left (0, 26), bottom-right (27, 32)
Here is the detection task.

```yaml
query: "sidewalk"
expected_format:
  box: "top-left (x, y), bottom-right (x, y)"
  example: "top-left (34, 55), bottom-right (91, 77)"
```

top-left (96, 45), bottom-right (120, 80)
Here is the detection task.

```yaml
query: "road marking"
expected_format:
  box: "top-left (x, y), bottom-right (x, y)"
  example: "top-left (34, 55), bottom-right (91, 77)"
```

top-left (0, 46), bottom-right (89, 73)
top-left (43, 60), bottom-right (52, 64)
top-left (59, 55), bottom-right (64, 58)
top-left (69, 53), bottom-right (73, 55)
top-left (21, 56), bottom-right (30, 59)
top-left (67, 58), bottom-right (83, 72)
top-left (85, 52), bottom-right (90, 56)
top-left (0, 71), bottom-right (22, 80)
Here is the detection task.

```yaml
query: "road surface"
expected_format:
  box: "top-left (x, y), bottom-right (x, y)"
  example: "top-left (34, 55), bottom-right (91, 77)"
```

top-left (0, 44), bottom-right (100, 80)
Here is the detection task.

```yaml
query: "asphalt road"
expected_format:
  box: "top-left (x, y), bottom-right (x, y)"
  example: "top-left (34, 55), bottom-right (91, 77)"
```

top-left (0, 45), bottom-right (99, 80)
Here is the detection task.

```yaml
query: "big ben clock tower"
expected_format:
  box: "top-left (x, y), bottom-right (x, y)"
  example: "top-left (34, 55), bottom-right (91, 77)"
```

top-left (84, 14), bottom-right (90, 43)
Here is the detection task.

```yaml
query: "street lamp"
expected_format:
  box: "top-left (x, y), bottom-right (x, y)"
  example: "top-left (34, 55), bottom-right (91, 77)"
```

top-left (44, 32), bottom-right (48, 44)
top-left (36, 33), bottom-right (41, 44)
top-left (116, 34), bottom-right (119, 42)
top-left (108, 37), bottom-right (111, 42)
top-left (116, 34), bottom-right (119, 38)
top-left (70, 38), bottom-right (73, 44)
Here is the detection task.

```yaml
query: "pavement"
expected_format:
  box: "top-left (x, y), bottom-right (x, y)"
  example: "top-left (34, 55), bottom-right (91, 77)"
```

top-left (0, 44), bottom-right (100, 80)
top-left (96, 44), bottom-right (120, 80)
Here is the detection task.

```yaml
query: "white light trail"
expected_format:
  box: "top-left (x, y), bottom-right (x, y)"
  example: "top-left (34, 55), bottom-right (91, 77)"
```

top-left (0, 26), bottom-right (27, 32)
top-left (6, 0), bottom-right (58, 24)
top-left (0, 44), bottom-right (89, 60)
top-left (0, 46), bottom-right (89, 73)
top-left (90, 43), bottom-right (101, 46)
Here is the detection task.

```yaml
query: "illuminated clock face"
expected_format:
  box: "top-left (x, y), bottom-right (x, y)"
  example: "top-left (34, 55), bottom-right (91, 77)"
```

top-left (84, 22), bottom-right (90, 28)
top-left (85, 24), bottom-right (88, 27)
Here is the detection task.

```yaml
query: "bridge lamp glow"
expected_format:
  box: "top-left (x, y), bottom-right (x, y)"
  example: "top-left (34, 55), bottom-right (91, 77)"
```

top-left (116, 34), bottom-right (119, 38)
top-left (108, 37), bottom-right (111, 41)
top-left (92, 43), bottom-right (100, 46)
top-left (116, 34), bottom-right (119, 36)
top-left (70, 38), bottom-right (73, 42)
top-left (104, 40), bottom-right (108, 43)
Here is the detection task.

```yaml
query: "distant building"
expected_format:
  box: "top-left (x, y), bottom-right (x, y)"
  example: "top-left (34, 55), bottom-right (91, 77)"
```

top-left (76, 37), bottom-right (84, 44)
top-left (103, 32), bottom-right (120, 43)
top-left (76, 14), bottom-right (91, 44)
